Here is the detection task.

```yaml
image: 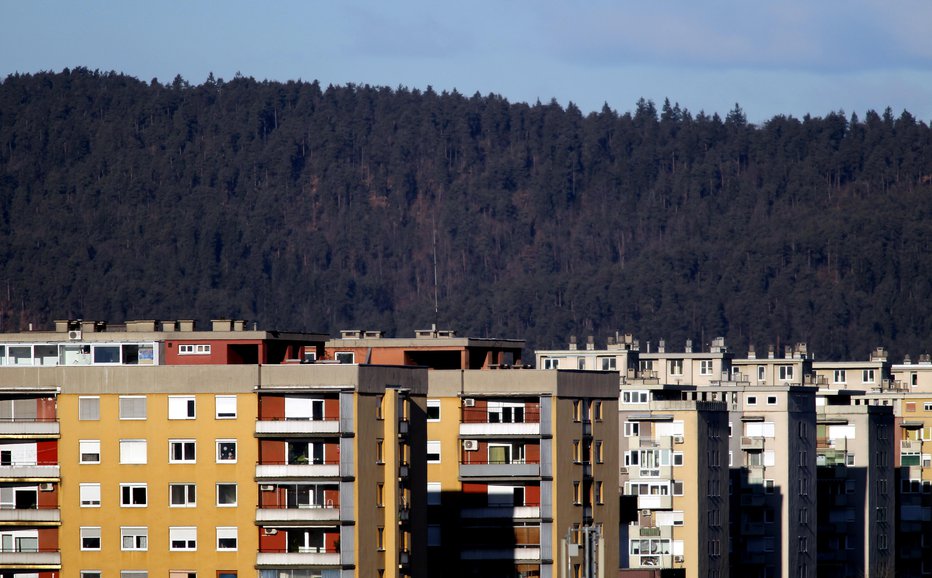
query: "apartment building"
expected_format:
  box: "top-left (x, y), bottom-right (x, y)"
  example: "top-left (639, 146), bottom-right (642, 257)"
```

top-left (0, 320), bottom-right (429, 578)
top-left (811, 347), bottom-right (891, 391)
top-left (619, 390), bottom-right (729, 578)
top-left (536, 333), bottom-right (639, 375)
top-left (731, 344), bottom-right (813, 386)
top-left (814, 393), bottom-right (895, 577)
top-left (426, 369), bottom-right (619, 578)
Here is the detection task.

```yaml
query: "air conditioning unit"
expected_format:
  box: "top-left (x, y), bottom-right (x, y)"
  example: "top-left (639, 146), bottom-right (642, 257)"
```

top-left (263, 528), bottom-right (278, 535)
top-left (68, 330), bottom-right (82, 340)
top-left (463, 398), bottom-right (476, 407)
top-left (640, 509), bottom-right (651, 517)
top-left (260, 485), bottom-right (275, 492)
top-left (673, 435), bottom-right (685, 444)
top-left (463, 439), bottom-right (479, 451)
top-left (39, 483), bottom-right (54, 492)
top-left (620, 467), bottom-right (629, 475)
top-left (674, 555), bottom-right (685, 563)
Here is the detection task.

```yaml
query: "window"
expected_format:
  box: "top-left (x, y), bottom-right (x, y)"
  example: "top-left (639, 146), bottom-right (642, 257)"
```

top-left (179, 344), bottom-right (211, 355)
top-left (81, 527), bottom-right (101, 550)
top-left (764, 479), bottom-right (775, 494)
top-left (216, 440), bottom-right (237, 463)
top-left (121, 573), bottom-right (148, 578)
top-left (622, 390), bottom-right (649, 404)
top-left (600, 357), bottom-right (617, 371)
top-left (833, 370), bottom-right (846, 384)
top-left (119, 396), bottom-right (147, 420)
top-left (170, 440), bottom-right (196, 463)
top-left (592, 401), bottom-right (603, 421)
top-left (542, 357), bottom-right (559, 369)
top-left (120, 439), bottom-right (147, 464)
top-left (376, 396), bottom-right (384, 420)
top-left (376, 439), bottom-right (384, 463)
top-left (121, 526), bottom-right (148, 550)
top-left (80, 440), bottom-right (100, 464)
top-left (767, 396), bottom-right (778, 405)
top-left (216, 527), bottom-right (237, 551)
top-left (745, 422), bottom-right (776, 437)
top-left (862, 369), bottom-right (875, 383)
top-left (624, 421), bottom-right (640, 437)
top-left (170, 484), bottom-right (196, 507)
top-left (670, 359), bottom-right (683, 375)
top-left (673, 452), bottom-right (684, 466)
top-left (169, 396), bottom-right (196, 419)
top-left (699, 360), bottom-right (713, 375)
top-left (81, 572), bottom-right (102, 578)
top-left (427, 441), bottom-right (441, 463)
top-left (376, 483), bottom-right (384, 507)
top-left (80, 483), bottom-right (101, 507)
top-left (595, 481), bottom-right (604, 504)
top-left (79, 397), bottom-right (100, 420)
top-left (778, 365), bottom-right (794, 381)
top-left (93, 345), bottom-right (121, 364)
top-left (215, 395), bottom-right (237, 419)
top-left (121, 483), bottom-right (148, 507)
top-left (573, 400), bottom-right (582, 422)
top-left (426, 400), bottom-right (441, 421)
top-left (427, 525), bottom-right (441, 547)
top-left (757, 365), bottom-right (766, 381)
top-left (216, 483), bottom-right (237, 506)
top-left (427, 482), bottom-right (441, 506)
top-left (747, 395), bottom-right (757, 405)
top-left (170, 527), bottom-right (197, 551)
top-left (573, 481), bottom-right (582, 504)
top-left (596, 441), bottom-right (604, 463)
top-left (377, 526), bottom-right (385, 550)
top-left (335, 351), bottom-right (355, 364)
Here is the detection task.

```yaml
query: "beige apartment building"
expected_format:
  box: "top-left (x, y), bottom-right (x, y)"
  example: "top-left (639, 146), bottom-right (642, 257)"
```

top-left (426, 369), bottom-right (620, 578)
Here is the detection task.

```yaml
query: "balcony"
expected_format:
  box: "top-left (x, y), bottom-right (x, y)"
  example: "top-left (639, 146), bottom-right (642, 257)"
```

top-left (256, 418), bottom-right (343, 436)
top-left (256, 504), bottom-right (340, 524)
top-left (0, 506), bottom-right (60, 525)
top-left (256, 461), bottom-right (340, 480)
top-left (0, 419), bottom-right (59, 439)
top-left (741, 437), bottom-right (765, 450)
top-left (256, 548), bottom-right (341, 567)
top-left (460, 407), bottom-right (541, 437)
top-left (460, 546), bottom-right (541, 561)
top-left (0, 548), bottom-right (61, 568)
top-left (637, 526), bottom-right (672, 539)
top-left (460, 504), bottom-right (542, 520)
top-left (635, 466), bottom-right (672, 479)
top-left (901, 439), bottom-right (923, 453)
top-left (459, 460), bottom-right (541, 479)
top-left (0, 463), bottom-right (59, 481)
top-left (637, 495), bottom-right (672, 510)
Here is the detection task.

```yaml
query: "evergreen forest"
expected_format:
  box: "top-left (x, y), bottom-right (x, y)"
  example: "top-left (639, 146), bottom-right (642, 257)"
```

top-left (2, 69), bottom-right (932, 360)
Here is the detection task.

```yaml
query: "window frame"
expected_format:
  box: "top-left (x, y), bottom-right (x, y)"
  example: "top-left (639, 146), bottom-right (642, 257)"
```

top-left (119, 439), bottom-right (148, 464)
top-left (120, 483), bottom-right (148, 507)
top-left (169, 526), bottom-right (198, 551)
top-left (426, 399), bottom-right (441, 422)
top-left (169, 439), bottom-right (197, 464)
top-left (80, 439), bottom-right (101, 464)
top-left (78, 396), bottom-right (100, 421)
top-left (427, 440), bottom-right (442, 463)
top-left (80, 483), bottom-right (101, 507)
top-left (215, 440), bottom-right (237, 463)
top-left (216, 483), bottom-right (237, 507)
top-left (120, 526), bottom-right (149, 551)
top-left (215, 395), bottom-right (237, 419)
top-left (168, 396), bottom-right (196, 420)
top-left (80, 526), bottom-right (101, 551)
top-left (170, 483), bottom-right (197, 508)
top-left (119, 396), bottom-right (147, 420)
top-left (216, 527), bottom-right (238, 551)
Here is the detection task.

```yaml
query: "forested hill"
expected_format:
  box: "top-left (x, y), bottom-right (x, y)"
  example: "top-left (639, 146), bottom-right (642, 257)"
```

top-left (2, 69), bottom-right (932, 360)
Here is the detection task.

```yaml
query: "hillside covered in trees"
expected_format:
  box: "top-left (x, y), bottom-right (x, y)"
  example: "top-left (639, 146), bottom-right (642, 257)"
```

top-left (1, 68), bottom-right (932, 360)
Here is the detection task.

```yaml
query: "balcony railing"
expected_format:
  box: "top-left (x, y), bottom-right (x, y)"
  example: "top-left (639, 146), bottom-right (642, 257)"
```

top-left (460, 545), bottom-right (542, 561)
top-left (0, 418), bottom-right (59, 438)
top-left (0, 462), bottom-right (60, 480)
top-left (460, 503), bottom-right (542, 520)
top-left (459, 459), bottom-right (541, 478)
top-left (256, 502), bottom-right (340, 523)
top-left (741, 437), bottom-right (765, 450)
top-left (0, 547), bottom-right (62, 568)
top-left (255, 548), bottom-right (341, 567)
top-left (0, 505), bottom-right (60, 524)
top-left (637, 494), bottom-right (672, 510)
top-left (460, 408), bottom-right (541, 437)
top-left (462, 407), bottom-right (541, 424)
top-left (255, 460), bottom-right (341, 479)
top-left (255, 418), bottom-right (342, 436)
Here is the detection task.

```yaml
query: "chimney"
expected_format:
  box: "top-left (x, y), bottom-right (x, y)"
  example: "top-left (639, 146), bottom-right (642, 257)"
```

top-left (569, 336), bottom-right (577, 351)
top-left (685, 339), bottom-right (693, 353)
top-left (747, 344), bottom-right (756, 360)
top-left (658, 339), bottom-right (666, 354)
top-left (178, 320), bottom-right (195, 332)
top-left (871, 347), bottom-right (888, 362)
top-left (586, 336), bottom-right (595, 351)
top-left (212, 319), bottom-right (233, 332)
top-left (768, 345), bottom-right (775, 359)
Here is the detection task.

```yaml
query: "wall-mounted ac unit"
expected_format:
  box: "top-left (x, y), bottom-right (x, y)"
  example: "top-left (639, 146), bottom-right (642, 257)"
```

top-left (68, 330), bottom-right (82, 340)
top-left (264, 528), bottom-right (278, 535)
top-left (463, 398), bottom-right (476, 407)
top-left (673, 435), bottom-right (685, 444)
top-left (640, 509), bottom-right (651, 517)
top-left (39, 483), bottom-right (54, 492)
top-left (674, 555), bottom-right (685, 563)
top-left (260, 485), bottom-right (275, 491)
top-left (463, 439), bottom-right (479, 451)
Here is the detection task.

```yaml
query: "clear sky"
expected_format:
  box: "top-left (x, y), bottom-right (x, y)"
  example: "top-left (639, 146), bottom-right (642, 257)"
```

top-left (3, 0), bottom-right (932, 123)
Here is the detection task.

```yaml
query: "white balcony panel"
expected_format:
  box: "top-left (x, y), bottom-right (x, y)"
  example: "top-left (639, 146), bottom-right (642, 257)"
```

top-left (0, 422), bottom-right (60, 437)
top-left (255, 421), bottom-right (340, 435)
top-left (255, 552), bottom-right (341, 567)
top-left (459, 423), bottom-right (540, 437)
top-left (460, 547), bottom-right (541, 561)
top-left (0, 551), bottom-right (61, 567)
top-left (0, 508), bottom-right (60, 523)
top-left (460, 506), bottom-right (541, 520)
top-left (255, 464), bottom-right (340, 479)
top-left (255, 507), bottom-right (340, 523)
top-left (0, 465), bottom-right (60, 480)
top-left (637, 495), bottom-right (672, 510)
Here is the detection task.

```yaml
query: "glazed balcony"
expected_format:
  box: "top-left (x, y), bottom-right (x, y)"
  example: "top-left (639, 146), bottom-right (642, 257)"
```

top-left (255, 418), bottom-right (346, 437)
top-left (256, 503), bottom-right (341, 524)
top-left (460, 407), bottom-right (541, 438)
top-left (460, 502), bottom-right (542, 520)
top-left (459, 458), bottom-right (541, 479)
top-left (741, 437), bottom-right (765, 451)
top-left (0, 418), bottom-right (59, 439)
top-left (460, 545), bottom-right (542, 561)
top-left (256, 547), bottom-right (341, 567)
top-left (637, 494), bottom-right (672, 510)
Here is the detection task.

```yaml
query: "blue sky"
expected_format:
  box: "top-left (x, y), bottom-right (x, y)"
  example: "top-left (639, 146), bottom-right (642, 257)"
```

top-left (3, 0), bottom-right (932, 123)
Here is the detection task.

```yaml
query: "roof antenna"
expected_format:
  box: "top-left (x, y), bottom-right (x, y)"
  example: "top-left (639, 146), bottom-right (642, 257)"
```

top-left (432, 218), bottom-right (440, 326)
